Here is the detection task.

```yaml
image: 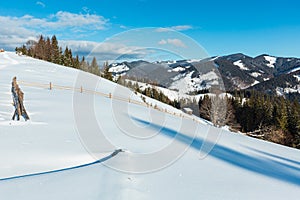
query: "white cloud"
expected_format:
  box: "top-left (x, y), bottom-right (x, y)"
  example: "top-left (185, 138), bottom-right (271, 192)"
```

top-left (59, 40), bottom-right (150, 62)
top-left (170, 25), bottom-right (193, 31)
top-left (36, 1), bottom-right (46, 8)
top-left (120, 25), bottom-right (128, 29)
top-left (47, 11), bottom-right (108, 30)
top-left (158, 39), bottom-right (186, 48)
top-left (0, 11), bottom-right (109, 50)
top-left (156, 25), bottom-right (193, 32)
top-left (60, 40), bottom-right (137, 54)
top-left (158, 39), bottom-right (167, 45)
top-left (0, 16), bottom-right (37, 49)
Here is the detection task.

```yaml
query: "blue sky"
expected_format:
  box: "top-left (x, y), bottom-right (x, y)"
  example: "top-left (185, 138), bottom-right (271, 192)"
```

top-left (0, 0), bottom-right (300, 59)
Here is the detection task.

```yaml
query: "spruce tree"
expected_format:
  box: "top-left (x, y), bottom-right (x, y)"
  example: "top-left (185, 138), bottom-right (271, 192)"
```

top-left (63, 46), bottom-right (73, 67)
top-left (51, 35), bottom-right (60, 64)
top-left (73, 55), bottom-right (80, 69)
top-left (35, 35), bottom-right (46, 60)
top-left (80, 56), bottom-right (89, 71)
top-left (288, 101), bottom-right (300, 134)
top-left (103, 61), bottom-right (113, 81)
top-left (45, 37), bottom-right (52, 62)
top-left (277, 98), bottom-right (288, 131)
top-left (91, 57), bottom-right (100, 75)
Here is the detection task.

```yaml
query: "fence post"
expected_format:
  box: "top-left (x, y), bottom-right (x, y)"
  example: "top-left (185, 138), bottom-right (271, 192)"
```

top-left (109, 93), bottom-right (112, 98)
top-left (49, 82), bottom-right (52, 90)
top-left (80, 86), bottom-right (83, 93)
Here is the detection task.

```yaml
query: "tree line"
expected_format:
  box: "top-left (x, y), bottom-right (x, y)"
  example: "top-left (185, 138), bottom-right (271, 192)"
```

top-left (15, 35), bottom-right (110, 77)
top-left (117, 79), bottom-right (180, 108)
top-left (199, 90), bottom-right (300, 148)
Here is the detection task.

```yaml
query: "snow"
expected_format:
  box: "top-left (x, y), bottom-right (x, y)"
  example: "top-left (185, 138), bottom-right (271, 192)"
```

top-left (168, 66), bottom-right (185, 72)
top-left (200, 71), bottom-right (219, 81)
top-left (288, 66), bottom-right (300, 73)
top-left (276, 87), bottom-right (284, 96)
top-left (169, 71), bottom-right (219, 96)
top-left (108, 64), bottom-right (129, 74)
top-left (210, 56), bottom-right (219, 61)
top-left (233, 60), bottom-right (249, 70)
top-left (284, 87), bottom-right (299, 93)
top-left (250, 72), bottom-right (261, 78)
top-left (170, 71), bottom-right (200, 94)
top-left (294, 75), bottom-right (300, 82)
top-left (187, 59), bottom-right (201, 63)
top-left (264, 56), bottom-right (277, 68)
top-left (251, 80), bottom-right (260, 86)
top-left (128, 80), bottom-right (204, 102)
top-left (154, 86), bottom-right (182, 101)
top-left (1, 52), bottom-right (300, 199)
top-left (276, 86), bottom-right (300, 95)
top-left (241, 97), bottom-right (247, 105)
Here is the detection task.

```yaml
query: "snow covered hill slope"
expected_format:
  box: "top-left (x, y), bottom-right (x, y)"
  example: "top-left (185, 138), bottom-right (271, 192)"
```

top-left (0, 52), bottom-right (300, 199)
top-left (109, 54), bottom-right (300, 98)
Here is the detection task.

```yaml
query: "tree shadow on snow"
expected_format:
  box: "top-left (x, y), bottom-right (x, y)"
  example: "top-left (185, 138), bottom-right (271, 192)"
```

top-left (132, 117), bottom-right (300, 186)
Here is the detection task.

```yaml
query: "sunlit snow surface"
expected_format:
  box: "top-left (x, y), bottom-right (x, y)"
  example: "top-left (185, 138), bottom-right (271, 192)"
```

top-left (0, 52), bottom-right (300, 200)
top-left (264, 56), bottom-right (277, 68)
top-left (233, 60), bottom-right (249, 70)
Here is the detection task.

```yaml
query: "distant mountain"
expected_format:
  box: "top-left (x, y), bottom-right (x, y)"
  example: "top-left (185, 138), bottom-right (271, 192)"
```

top-left (215, 54), bottom-right (300, 100)
top-left (108, 53), bottom-right (300, 99)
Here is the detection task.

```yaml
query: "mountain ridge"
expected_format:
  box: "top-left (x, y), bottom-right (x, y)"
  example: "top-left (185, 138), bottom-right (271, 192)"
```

top-left (108, 53), bottom-right (300, 99)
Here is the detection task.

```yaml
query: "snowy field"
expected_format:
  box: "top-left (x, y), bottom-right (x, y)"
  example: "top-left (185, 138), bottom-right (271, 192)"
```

top-left (0, 52), bottom-right (300, 199)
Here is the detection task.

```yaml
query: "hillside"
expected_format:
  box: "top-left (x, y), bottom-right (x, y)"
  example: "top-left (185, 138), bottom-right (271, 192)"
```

top-left (0, 52), bottom-right (300, 199)
top-left (108, 53), bottom-right (300, 99)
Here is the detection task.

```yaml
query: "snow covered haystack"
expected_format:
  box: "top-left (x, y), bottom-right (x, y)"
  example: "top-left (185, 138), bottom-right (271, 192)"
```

top-left (0, 52), bottom-right (300, 200)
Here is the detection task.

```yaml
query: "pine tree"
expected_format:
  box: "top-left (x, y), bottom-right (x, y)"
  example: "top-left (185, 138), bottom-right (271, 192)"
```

top-left (90, 57), bottom-right (100, 75)
top-left (73, 55), bottom-right (80, 69)
top-left (15, 45), bottom-right (27, 55)
top-left (45, 37), bottom-right (52, 62)
top-left (63, 46), bottom-right (73, 67)
top-left (80, 56), bottom-right (89, 71)
top-left (35, 35), bottom-right (46, 60)
top-left (288, 100), bottom-right (300, 134)
top-left (51, 35), bottom-right (60, 64)
top-left (277, 98), bottom-right (288, 131)
top-left (103, 61), bottom-right (113, 81)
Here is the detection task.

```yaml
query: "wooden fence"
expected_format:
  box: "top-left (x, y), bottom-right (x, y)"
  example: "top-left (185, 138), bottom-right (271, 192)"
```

top-left (18, 80), bottom-right (203, 124)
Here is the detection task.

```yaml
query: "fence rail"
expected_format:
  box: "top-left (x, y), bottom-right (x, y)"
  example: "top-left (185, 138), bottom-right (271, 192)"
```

top-left (18, 80), bottom-right (203, 124)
